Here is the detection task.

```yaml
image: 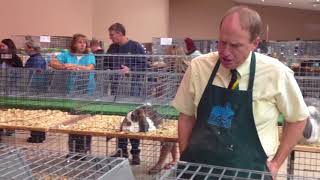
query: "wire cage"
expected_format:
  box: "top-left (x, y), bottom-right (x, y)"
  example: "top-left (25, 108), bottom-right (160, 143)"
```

top-left (11, 35), bottom-right (73, 50)
top-left (268, 41), bottom-right (320, 58)
top-left (0, 130), bottom-right (176, 179)
top-left (283, 55), bottom-right (320, 178)
top-left (1, 50), bottom-right (320, 179)
top-left (152, 38), bottom-right (185, 55)
top-left (159, 161), bottom-right (318, 180)
top-left (0, 143), bottom-right (135, 180)
top-left (151, 37), bottom-right (218, 55)
top-left (193, 40), bottom-right (218, 54)
top-left (0, 53), bottom-right (192, 179)
top-left (290, 57), bottom-right (320, 98)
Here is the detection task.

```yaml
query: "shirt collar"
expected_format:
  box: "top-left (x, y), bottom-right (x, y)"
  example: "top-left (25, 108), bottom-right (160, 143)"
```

top-left (236, 51), bottom-right (252, 77)
top-left (217, 51), bottom-right (252, 78)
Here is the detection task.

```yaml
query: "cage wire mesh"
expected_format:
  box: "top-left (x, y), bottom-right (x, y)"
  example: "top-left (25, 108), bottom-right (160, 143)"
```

top-left (291, 57), bottom-right (320, 98)
top-left (282, 55), bottom-right (320, 178)
top-left (152, 38), bottom-right (185, 55)
top-left (151, 37), bottom-right (218, 55)
top-left (160, 161), bottom-right (318, 180)
top-left (1, 51), bottom-right (320, 179)
top-left (11, 35), bottom-right (72, 50)
top-left (193, 40), bottom-right (218, 54)
top-left (268, 41), bottom-right (320, 58)
top-left (0, 53), bottom-right (192, 179)
top-left (0, 143), bottom-right (135, 180)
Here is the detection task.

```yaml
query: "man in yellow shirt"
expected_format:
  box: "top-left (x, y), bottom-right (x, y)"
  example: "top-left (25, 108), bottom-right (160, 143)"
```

top-left (172, 6), bottom-right (309, 178)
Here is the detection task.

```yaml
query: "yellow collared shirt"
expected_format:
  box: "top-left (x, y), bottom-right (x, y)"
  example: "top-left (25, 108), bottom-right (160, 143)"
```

top-left (172, 51), bottom-right (309, 156)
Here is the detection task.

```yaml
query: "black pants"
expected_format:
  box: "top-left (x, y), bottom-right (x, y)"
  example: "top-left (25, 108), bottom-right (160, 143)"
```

top-left (118, 138), bottom-right (140, 155)
top-left (68, 134), bottom-right (92, 153)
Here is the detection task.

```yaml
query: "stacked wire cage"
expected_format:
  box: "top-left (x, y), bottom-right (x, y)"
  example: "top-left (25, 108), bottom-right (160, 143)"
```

top-left (0, 52), bottom-right (193, 179)
top-left (2, 39), bottom-right (320, 179)
top-left (0, 143), bottom-right (136, 180)
top-left (151, 37), bottom-right (218, 55)
top-left (285, 55), bottom-right (320, 178)
top-left (159, 161), bottom-right (318, 180)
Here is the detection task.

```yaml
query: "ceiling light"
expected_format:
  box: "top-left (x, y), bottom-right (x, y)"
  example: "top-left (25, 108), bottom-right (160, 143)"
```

top-left (288, 2), bottom-right (293, 5)
top-left (261, 0), bottom-right (264, 2)
top-left (317, 0), bottom-right (320, 2)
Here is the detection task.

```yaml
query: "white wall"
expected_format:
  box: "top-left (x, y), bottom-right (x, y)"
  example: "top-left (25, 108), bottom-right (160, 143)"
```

top-left (0, 0), bottom-right (93, 41)
top-left (92, 0), bottom-right (170, 44)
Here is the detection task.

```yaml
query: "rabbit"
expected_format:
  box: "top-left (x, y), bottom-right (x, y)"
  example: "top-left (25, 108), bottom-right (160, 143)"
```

top-left (120, 106), bottom-right (157, 133)
top-left (301, 97), bottom-right (320, 143)
top-left (138, 104), bottom-right (163, 128)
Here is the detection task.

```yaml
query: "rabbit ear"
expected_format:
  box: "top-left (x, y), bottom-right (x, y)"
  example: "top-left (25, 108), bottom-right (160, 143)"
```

top-left (138, 109), bottom-right (146, 116)
top-left (126, 111), bottom-right (133, 121)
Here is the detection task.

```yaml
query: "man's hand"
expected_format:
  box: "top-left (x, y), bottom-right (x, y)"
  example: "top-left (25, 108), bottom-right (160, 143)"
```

top-left (120, 65), bottom-right (130, 74)
top-left (269, 120), bottom-right (306, 180)
top-left (267, 160), bottom-right (279, 180)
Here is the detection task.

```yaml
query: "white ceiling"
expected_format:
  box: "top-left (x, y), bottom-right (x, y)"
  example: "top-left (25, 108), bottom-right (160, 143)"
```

top-left (233, 0), bottom-right (320, 11)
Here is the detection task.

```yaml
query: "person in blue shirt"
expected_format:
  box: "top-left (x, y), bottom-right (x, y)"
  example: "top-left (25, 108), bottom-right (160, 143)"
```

top-left (50, 35), bottom-right (96, 95)
top-left (49, 33), bottom-right (96, 157)
top-left (24, 39), bottom-right (48, 143)
top-left (25, 40), bottom-right (46, 69)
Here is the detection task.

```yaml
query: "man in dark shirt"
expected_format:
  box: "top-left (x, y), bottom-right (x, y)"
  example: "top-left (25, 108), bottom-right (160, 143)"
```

top-left (106, 23), bottom-right (146, 165)
top-left (106, 22), bottom-right (146, 97)
top-left (106, 23), bottom-right (146, 72)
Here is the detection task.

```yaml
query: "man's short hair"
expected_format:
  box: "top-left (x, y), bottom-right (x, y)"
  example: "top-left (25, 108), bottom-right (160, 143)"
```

top-left (25, 39), bottom-right (41, 52)
top-left (221, 6), bottom-right (262, 42)
top-left (108, 23), bottom-right (126, 36)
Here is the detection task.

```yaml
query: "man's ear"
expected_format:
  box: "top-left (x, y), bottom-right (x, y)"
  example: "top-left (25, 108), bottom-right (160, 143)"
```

top-left (252, 36), bottom-right (260, 49)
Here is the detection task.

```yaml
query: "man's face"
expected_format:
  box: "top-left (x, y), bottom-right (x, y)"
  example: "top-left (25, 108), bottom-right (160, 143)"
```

top-left (109, 30), bottom-right (122, 44)
top-left (24, 45), bottom-right (32, 55)
top-left (218, 13), bottom-right (259, 69)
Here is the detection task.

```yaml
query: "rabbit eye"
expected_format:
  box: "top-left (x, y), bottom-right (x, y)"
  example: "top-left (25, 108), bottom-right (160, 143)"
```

top-left (131, 113), bottom-right (138, 122)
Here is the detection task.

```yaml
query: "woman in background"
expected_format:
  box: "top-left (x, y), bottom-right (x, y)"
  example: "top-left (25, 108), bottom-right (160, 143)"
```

top-left (49, 33), bottom-right (96, 158)
top-left (0, 39), bottom-right (22, 137)
top-left (0, 39), bottom-right (23, 68)
top-left (184, 38), bottom-right (201, 56)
